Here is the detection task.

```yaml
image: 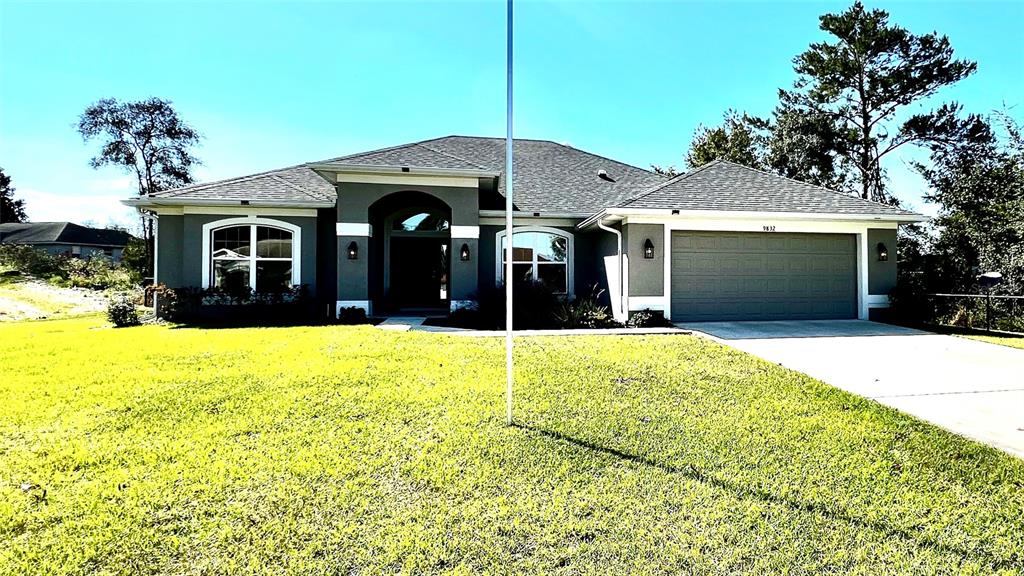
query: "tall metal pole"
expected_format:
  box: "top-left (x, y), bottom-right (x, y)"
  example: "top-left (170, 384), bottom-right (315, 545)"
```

top-left (504, 0), bottom-right (515, 426)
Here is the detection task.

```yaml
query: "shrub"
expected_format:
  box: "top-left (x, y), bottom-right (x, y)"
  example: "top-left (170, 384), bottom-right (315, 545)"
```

top-left (475, 279), bottom-right (565, 329)
top-left (0, 244), bottom-right (63, 277)
top-left (626, 308), bottom-right (674, 328)
top-left (338, 306), bottom-right (369, 325)
top-left (0, 244), bottom-right (134, 290)
top-left (552, 285), bottom-right (621, 329)
top-left (155, 285), bottom-right (318, 325)
top-left (106, 293), bottom-right (140, 327)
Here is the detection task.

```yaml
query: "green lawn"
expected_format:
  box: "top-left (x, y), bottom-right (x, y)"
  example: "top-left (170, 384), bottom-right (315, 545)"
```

top-left (1, 317), bottom-right (1022, 575)
top-left (964, 334), bottom-right (1024, 350)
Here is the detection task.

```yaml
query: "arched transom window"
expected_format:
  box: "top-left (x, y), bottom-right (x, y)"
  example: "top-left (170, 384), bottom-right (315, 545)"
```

top-left (496, 227), bottom-right (573, 294)
top-left (203, 218), bottom-right (300, 292)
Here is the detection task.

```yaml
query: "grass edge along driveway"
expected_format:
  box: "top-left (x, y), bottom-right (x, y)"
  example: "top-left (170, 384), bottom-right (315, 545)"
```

top-left (1, 317), bottom-right (1022, 575)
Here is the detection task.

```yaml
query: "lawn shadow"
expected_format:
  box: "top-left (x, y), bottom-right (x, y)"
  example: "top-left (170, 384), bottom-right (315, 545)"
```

top-left (515, 423), bottom-right (1020, 571)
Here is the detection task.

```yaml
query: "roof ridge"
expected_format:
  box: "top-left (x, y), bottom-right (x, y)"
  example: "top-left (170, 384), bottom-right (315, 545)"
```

top-left (718, 160), bottom-right (913, 214)
top-left (414, 142), bottom-right (491, 170)
top-left (315, 135), bottom-right (458, 164)
top-left (618, 160), bottom-right (722, 207)
top-left (269, 174), bottom-right (322, 202)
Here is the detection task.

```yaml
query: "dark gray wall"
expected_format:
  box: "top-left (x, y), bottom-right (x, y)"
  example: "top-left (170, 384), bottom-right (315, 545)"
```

top-left (156, 215), bottom-right (184, 288)
top-left (623, 223), bottom-right (664, 297)
top-left (156, 213), bottom-right (319, 295)
top-left (868, 228), bottom-right (898, 295)
top-left (335, 182), bottom-right (480, 303)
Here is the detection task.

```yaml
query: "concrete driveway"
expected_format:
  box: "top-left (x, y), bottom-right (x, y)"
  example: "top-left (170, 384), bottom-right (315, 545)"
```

top-left (679, 320), bottom-right (1024, 458)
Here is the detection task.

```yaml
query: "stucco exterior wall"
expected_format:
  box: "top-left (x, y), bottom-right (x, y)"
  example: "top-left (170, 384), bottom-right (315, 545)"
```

top-left (623, 223), bottom-right (664, 297)
top-left (868, 228), bottom-right (898, 295)
top-left (155, 213), bottom-right (319, 295)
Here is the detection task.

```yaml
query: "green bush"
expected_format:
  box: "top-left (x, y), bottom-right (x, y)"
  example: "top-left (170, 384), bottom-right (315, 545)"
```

top-left (337, 306), bottom-right (369, 325)
top-left (106, 293), bottom-right (140, 327)
top-left (0, 244), bottom-right (63, 277)
top-left (0, 244), bottom-right (134, 290)
top-left (553, 286), bottom-right (621, 329)
top-left (626, 308), bottom-right (674, 328)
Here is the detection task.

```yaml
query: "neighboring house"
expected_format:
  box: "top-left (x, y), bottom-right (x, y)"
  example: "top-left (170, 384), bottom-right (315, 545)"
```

top-left (123, 136), bottom-right (924, 322)
top-left (0, 222), bottom-right (133, 261)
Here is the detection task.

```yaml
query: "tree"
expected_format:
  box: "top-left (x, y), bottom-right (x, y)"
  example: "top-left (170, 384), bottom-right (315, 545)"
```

top-left (759, 104), bottom-right (852, 193)
top-left (685, 110), bottom-right (766, 170)
top-left (915, 113), bottom-right (1024, 295)
top-left (785, 1), bottom-right (981, 203)
top-left (78, 97), bottom-right (201, 275)
top-left (0, 168), bottom-right (27, 224)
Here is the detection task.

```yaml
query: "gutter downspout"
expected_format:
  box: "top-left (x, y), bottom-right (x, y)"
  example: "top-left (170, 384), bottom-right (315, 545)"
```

top-left (596, 218), bottom-right (626, 323)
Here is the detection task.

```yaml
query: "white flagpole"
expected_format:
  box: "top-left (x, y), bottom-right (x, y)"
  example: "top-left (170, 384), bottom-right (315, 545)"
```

top-left (504, 0), bottom-right (514, 426)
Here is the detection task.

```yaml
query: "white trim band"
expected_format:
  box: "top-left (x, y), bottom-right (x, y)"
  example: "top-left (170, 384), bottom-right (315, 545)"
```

top-left (450, 225), bottom-right (480, 239)
top-left (337, 223), bottom-right (372, 237)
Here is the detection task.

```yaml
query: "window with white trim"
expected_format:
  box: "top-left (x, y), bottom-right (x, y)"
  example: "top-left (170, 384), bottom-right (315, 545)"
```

top-left (498, 228), bottom-right (571, 294)
top-left (210, 224), bottom-right (294, 292)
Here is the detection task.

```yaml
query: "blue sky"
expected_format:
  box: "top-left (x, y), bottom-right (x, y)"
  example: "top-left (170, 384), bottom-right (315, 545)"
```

top-left (1, 0), bottom-right (1021, 228)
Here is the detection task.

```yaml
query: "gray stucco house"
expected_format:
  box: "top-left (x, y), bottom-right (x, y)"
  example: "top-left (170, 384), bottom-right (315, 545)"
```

top-left (124, 135), bottom-right (924, 322)
top-left (0, 222), bottom-right (133, 261)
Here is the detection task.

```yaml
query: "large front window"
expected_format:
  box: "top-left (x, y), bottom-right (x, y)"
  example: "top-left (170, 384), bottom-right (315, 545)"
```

top-left (499, 229), bottom-right (570, 294)
top-left (210, 224), bottom-right (294, 292)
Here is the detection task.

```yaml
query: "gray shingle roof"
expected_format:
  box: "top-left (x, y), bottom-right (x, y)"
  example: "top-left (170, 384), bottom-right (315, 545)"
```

top-left (0, 222), bottom-right (133, 247)
top-left (146, 136), bottom-right (664, 214)
top-left (150, 165), bottom-right (336, 204)
top-left (142, 138), bottom-right (921, 219)
top-left (620, 160), bottom-right (921, 217)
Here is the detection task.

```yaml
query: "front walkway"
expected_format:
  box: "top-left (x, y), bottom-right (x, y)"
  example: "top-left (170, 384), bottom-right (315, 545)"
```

top-left (680, 320), bottom-right (1024, 458)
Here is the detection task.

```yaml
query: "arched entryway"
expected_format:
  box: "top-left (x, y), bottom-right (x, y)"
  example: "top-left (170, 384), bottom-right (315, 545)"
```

top-left (369, 191), bottom-right (452, 313)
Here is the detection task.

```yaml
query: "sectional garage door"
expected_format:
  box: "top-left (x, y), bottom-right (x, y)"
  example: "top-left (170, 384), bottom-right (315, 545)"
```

top-left (670, 231), bottom-right (857, 322)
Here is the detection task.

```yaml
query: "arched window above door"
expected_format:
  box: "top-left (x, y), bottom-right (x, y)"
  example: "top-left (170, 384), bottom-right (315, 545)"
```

top-left (392, 210), bottom-right (450, 233)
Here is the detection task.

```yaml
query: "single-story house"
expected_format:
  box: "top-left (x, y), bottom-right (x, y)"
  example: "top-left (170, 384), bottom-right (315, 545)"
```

top-left (0, 221), bottom-right (133, 261)
top-left (124, 135), bottom-right (925, 322)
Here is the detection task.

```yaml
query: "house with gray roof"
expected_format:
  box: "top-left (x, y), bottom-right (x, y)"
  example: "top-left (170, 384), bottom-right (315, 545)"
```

top-left (124, 135), bottom-right (924, 322)
top-left (0, 222), bottom-right (133, 261)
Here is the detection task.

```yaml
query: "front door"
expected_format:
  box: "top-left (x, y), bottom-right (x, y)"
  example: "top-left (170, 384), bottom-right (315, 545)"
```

top-left (390, 237), bottom-right (449, 310)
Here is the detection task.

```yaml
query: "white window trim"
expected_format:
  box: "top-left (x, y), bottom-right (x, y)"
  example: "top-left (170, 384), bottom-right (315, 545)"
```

top-left (201, 217), bottom-right (301, 291)
top-left (495, 226), bottom-right (574, 296)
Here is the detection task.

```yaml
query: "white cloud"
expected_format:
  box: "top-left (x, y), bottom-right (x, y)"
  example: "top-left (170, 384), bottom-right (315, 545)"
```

top-left (19, 188), bottom-right (141, 231)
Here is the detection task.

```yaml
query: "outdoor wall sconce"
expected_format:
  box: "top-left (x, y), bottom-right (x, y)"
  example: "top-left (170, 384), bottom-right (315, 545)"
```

top-left (877, 242), bottom-right (889, 262)
top-left (643, 238), bottom-right (655, 259)
top-left (460, 243), bottom-right (471, 261)
top-left (347, 241), bottom-right (359, 260)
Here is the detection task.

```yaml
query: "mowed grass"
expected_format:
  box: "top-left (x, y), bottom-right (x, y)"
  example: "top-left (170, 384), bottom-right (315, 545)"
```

top-left (1, 318), bottom-right (1023, 575)
top-left (964, 334), bottom-right (1024, 350)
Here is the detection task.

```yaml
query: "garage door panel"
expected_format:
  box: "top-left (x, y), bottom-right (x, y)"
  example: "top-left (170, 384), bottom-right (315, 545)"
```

top-left (671, 231), bottom-right (857, 322)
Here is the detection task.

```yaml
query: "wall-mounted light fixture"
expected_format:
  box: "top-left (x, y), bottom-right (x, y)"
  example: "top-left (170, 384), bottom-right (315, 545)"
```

top-left (460, 242), bottom-right (471, 261)
top-left (877, 242), bottom-right (888, 262)
top-left (643, 238), bottom-right (655, 259)
top-left (347, 241), bottom-right (359, 260)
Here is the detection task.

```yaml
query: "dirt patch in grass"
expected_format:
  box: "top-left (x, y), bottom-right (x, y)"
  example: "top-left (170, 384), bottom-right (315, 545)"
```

top-left (0, 278), bottom-right (108, 321)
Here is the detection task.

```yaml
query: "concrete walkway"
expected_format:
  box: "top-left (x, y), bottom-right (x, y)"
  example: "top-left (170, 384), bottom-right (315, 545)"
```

top-left (680, 320), bottom-right (1024, 458)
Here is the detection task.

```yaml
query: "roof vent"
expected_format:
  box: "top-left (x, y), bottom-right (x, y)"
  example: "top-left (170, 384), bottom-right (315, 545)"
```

top-left (401, 167), bottom-right (410, 173)
top-left (240, 200), bottom-right (250, 206)
top-left (597, 169), bottom-right (615, 182)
